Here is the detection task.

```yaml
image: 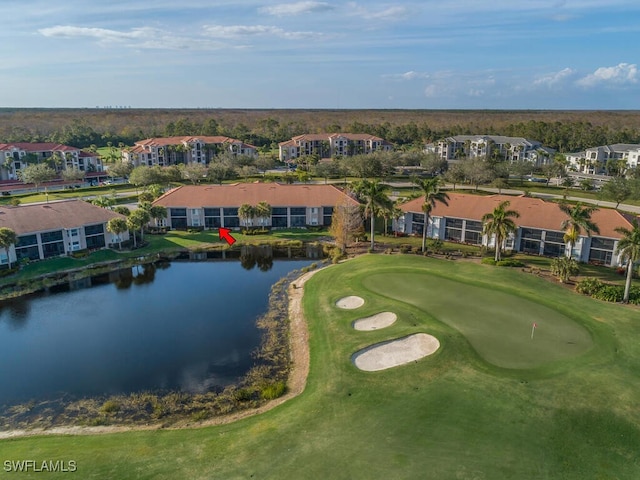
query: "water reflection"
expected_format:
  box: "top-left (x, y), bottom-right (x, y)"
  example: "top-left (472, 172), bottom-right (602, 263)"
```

top-left (0, 255), bottom-right (316, 406)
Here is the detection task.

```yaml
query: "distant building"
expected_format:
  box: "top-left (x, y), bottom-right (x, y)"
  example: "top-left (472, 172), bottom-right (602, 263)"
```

top-left (0, 142), bottom-right (102, 181)
top-left (122, 136), bottom-right (257, 167)
top-left (395, 192), bottom-right (636, 267)
top-left (565, 144), bottom-right (640, 174)
top-left (425, 135), bottom-right (555, 166)
top-left (152, 183), bottom-right (359, 230)
top-left (278, 133), bottom-right (392, 163)
top-left (0, 200), bottom-right (128, 267)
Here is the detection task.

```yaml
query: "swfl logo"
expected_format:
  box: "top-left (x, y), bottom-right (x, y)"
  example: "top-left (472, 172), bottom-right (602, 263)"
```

top-left (4, 460), bottom-right (77, 472)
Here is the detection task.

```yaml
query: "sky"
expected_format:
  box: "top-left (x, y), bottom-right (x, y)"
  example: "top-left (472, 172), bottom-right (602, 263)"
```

top-left (1, 0), bottom-right (639, 109)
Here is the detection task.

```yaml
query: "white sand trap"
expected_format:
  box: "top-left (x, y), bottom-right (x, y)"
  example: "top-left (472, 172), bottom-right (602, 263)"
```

top-left (352, 333), bottom-right (440, 372)
top-left (353, 312), bottom-right (397, 331)
top-left (336, 296), bottom-right (365, 309)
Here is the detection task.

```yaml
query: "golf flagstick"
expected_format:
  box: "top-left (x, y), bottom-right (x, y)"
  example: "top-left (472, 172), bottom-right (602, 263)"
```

top-left (531, 322), bottom-right (537, 340)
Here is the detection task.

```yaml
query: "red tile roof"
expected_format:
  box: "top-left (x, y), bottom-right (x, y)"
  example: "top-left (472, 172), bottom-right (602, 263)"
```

top-left (401, 192), bottom-right (634, 239)
top-left (0, 142), bottom-right (79, 152)
top-left (134, 136), bottom-right (256, 149)
top-left (153, 183), bottom-right (359, 208)
top-left (0, 200), bottom-right (125, 235)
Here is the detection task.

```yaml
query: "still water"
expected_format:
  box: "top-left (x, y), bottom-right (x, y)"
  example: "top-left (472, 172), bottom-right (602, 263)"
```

top-left (0, 256), bottom-right (312, 406)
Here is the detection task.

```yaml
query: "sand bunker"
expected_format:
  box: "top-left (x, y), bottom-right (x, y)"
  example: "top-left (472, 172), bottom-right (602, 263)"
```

top-left (353, 312), bottom-right (397, 331)
top-left (352, 333), bottom-right (440, 372)
top-left (336, 296), bottom-right (365, 309)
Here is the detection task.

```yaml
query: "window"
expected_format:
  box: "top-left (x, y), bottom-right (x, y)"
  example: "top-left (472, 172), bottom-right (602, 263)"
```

top-left (589, 237), bottom-right (615, 265)
top-left (544, 231), bottom-right (564, 243)
top-left (444, 217), bottom-right (463, 242)
top-left (322, 206), bottom-right (333, 226)
top-left (170, 208), bottom-right (187, 217)
top-left (17, 234), bottom-right (37, 247)
top-left (290, 207), bottom-right (306, 216)
top-left (40, 230), bottom-right (63, 243)
top-left (84, 224), bottom-right (104, 236)
top-left (521, 228), bottom-right (543, 240)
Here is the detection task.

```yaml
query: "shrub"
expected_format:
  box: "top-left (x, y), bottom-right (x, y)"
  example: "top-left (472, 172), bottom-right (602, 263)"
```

top-left (399, 244), bottom-right (411, 254)
top-left (260, 382), bottom-right (287, 400)
top-left (576, 278), bottom-right (604, 296)
top-left (496, 259), bottom-right (525, 267)
top-left (481, 258), bottom-right (497, 265)
top-left (551, 256), bottom-right (579, 283)
top-left (100, 400), bottom-right (120, 414)
top-left (241, 227), bottom-right (270, 235)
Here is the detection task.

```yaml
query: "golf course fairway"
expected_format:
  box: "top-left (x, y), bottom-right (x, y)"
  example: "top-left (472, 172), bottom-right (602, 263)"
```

top-left (1, 254), bottom-right (639, 480)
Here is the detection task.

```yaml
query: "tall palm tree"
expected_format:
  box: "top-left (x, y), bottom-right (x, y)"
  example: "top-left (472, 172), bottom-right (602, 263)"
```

top-left (481, 200), bottom-right (520, 262)
top-left (107, 218), bottom-right (128, 250)
top-left (238, 203), bottom-right (256, 228)
top-left (614, 220), bottom-right (640, 303)
top-left (255, 201), bottom-right (272, 227)
top-left (0, 227), bottom-right (17, 269)
top-left (559, 202), bottom-right (600, 259)
top-left (413, 177), bottom-right (449, 252)
top-left (353, 179), bottom-right (391, 251)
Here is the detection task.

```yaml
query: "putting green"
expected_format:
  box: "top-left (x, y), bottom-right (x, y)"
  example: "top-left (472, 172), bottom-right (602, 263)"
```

top-left (363, 272), bottom-right (593, 369)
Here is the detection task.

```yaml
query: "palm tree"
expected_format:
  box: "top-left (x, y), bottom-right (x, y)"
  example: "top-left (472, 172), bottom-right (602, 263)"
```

top-left (481, 200), bottom-right (520, 262)
top-left (255, 201), bottom-right (272, 227)
top-left (352, 179), bottom-right (392, 251)
top-left (149, 205), bottom-right (167, 228)
top-left (559, 202), bottom-right (600, 259)
top-left (413, 177), bottom-right (449, 252)
top-left (107, 218), bottom-right (128, 250)
top-left (126, 209), bottom-right (150, 248)
top-left (614, 220), bottom-right (640, 303)
top-left (0, 227), bottom-right (17, 269)
top-left (238, 203), bottom-right (256, 228)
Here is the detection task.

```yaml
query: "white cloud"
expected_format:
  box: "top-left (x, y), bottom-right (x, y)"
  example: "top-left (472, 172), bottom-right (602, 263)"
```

top-left (38, 25), bottom-right (227, 50)
top-left (347, 2), bottom-right (411, 21)
top-left (383, 71), bottom-right (430, 80)
top-left (203, 24), bottom-right (322, 40)
top-left (39, 25), bottom-right (149, 41)
top-left (533, 67), bottom-right (575, 87)
top-left (260, 1), bottom-right (335, 16)
top-left (577, 63), bottom-right (638, 87)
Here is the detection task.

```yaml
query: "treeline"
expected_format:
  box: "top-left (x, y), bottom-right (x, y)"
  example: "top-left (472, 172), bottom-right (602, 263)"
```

top-left (1, 109), bottom-right (640, 153)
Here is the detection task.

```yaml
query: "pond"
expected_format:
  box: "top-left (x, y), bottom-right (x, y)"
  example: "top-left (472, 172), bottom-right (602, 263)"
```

top-left (0, 249), bottom-right (315, 408)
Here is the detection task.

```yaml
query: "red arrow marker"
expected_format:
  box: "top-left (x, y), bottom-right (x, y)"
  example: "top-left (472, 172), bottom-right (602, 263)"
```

top-left (218, 227), bottom-right (236, 246)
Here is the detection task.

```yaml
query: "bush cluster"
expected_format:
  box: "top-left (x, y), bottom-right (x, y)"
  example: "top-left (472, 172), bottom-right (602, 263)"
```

top-left (576, 277), bottom-right (640, 304)
top-left (241, 228), bottom-right (270, 235)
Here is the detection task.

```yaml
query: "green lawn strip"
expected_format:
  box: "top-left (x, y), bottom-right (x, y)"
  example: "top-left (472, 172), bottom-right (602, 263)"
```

top-left (1, 255), bottom-right (640, 479)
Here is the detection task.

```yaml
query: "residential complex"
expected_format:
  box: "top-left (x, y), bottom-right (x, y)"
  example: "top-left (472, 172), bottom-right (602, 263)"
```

top-left (152, 183), bottom-right (359, 229)
top-left (0, 142), bottom-right (103, 181)
top-left (0, 200), bottom-right (128, 266)
top-left (395, 193), bottom-right (636, 267)
top-left (278, 133), bottom-right (392, 163)
top-left (564, 144), bottom-right (640, 174)
top-left (122, 136), bottom-right (258, 167)
top-left (425, 135), bottom-right (555, 166)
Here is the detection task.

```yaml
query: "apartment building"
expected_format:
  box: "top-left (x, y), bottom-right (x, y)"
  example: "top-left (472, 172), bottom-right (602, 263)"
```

top-left (0, 200), bottom-right (128, 266)
top-left (0, 142), bottom-right (103, 180)
top-left (395, 193), bottom-right (635, 267)
top-left (425, 135), bottom-right (555, 166)
top-left (279, 133), bottom-right (392, 163)
top-left (565, 144), bottom-right (640, 174)
top-left (122, 136), bottom-right (258, 167)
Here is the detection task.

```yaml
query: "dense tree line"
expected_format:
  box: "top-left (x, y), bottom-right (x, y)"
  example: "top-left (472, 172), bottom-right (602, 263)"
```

top-left (2, 109), bottom-right (640, 153)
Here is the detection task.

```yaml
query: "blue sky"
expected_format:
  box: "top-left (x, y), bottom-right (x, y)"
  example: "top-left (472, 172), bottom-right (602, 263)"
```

top-left (2, 0), bottom-right (639, 109)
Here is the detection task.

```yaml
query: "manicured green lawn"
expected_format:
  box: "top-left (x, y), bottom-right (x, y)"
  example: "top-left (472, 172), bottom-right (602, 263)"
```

top-left (363, 272), bottom-right (592, 369)
top-left (1, 255), bottom-right (639, 479)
